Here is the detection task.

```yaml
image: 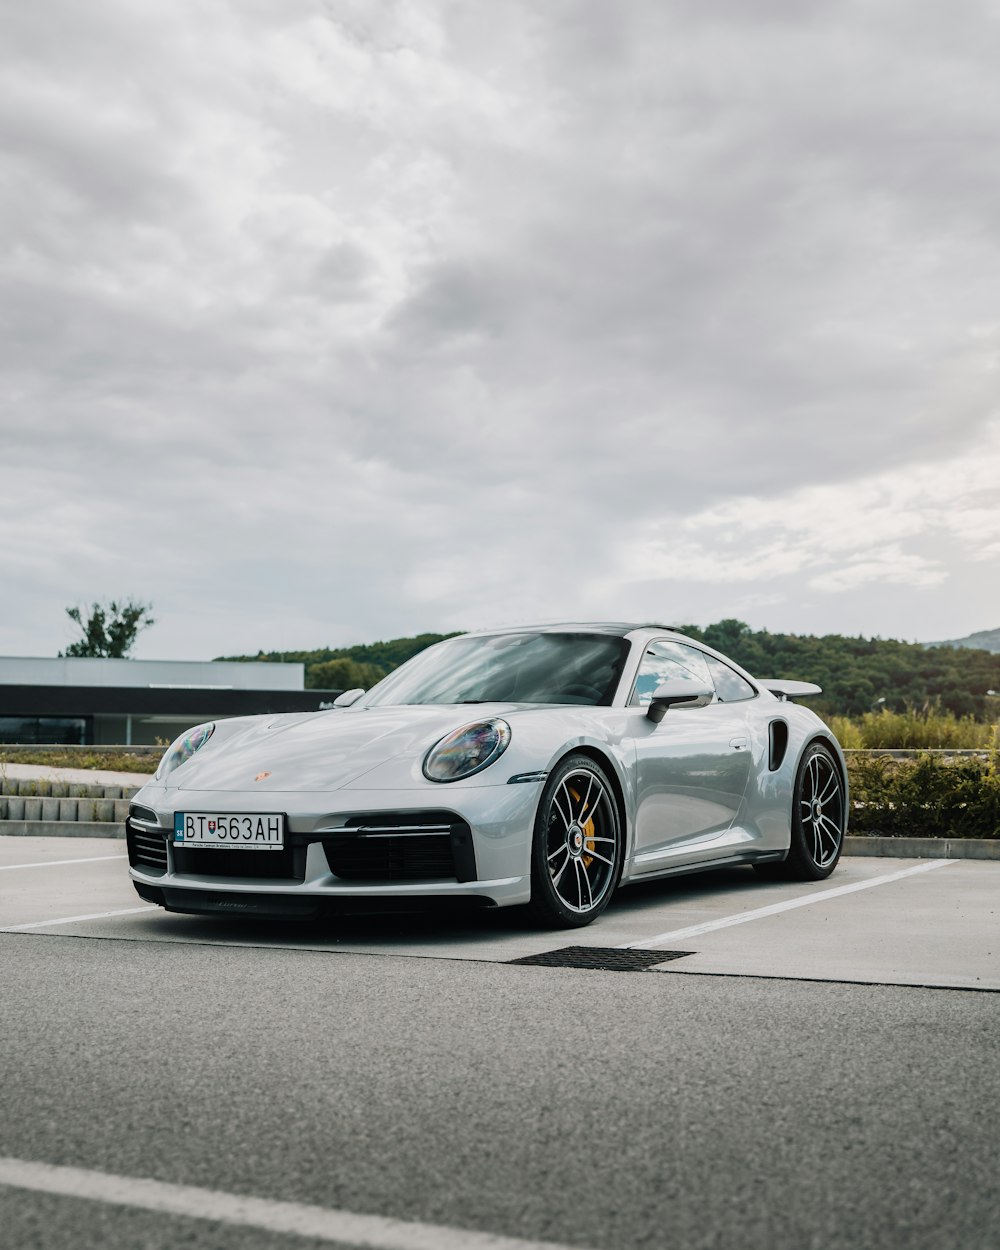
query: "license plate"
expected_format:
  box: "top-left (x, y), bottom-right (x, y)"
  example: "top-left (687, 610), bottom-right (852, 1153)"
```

top-left (174, 812), bottom-right (285, 850)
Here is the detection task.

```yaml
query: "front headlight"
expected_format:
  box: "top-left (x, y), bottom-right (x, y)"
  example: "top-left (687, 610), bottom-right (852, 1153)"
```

top-left (423, 719), bottom-right (511, 783)
top-left (156, 722), bottom-right (215, 780)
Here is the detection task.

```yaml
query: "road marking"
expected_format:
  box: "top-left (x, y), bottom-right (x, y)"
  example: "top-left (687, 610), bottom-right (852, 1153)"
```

top-left (0, 855), bottom-right (126, 872)
top-left (622, 859), bottom-right (957, 949)
top-left (0, 1156), bottom-right (583, 1250)
top-left (0, 905), bottom-right (157, 932)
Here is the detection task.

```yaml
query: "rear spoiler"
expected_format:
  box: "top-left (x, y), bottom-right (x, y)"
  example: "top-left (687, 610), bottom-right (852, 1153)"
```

top-left (761, 680), bottom-right (822, 701)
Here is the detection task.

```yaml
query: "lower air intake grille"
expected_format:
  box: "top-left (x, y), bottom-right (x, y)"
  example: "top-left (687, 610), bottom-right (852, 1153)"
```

top-left (125, 822), bottom-right (168, 874)
top-left (323, 811), bottom-right (475, 883)
top-left (172, 845), bottom-right (303, 880)
top-left (324, 835), bottom-right (454, 882)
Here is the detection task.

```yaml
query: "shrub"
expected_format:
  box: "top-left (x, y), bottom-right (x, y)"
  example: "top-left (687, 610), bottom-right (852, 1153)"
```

top-left (847, 752), bottom-right (1000, 839)
top-left (306, 658), bottom-right (386, 691)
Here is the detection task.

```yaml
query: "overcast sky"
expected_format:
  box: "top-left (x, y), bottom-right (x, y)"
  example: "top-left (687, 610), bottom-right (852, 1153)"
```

top-left (3, 0), bottom-right (999, 661)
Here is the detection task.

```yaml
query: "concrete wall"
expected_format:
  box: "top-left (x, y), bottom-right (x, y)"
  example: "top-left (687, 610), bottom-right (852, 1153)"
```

top-left (0, 656), bottom-right (304, 691)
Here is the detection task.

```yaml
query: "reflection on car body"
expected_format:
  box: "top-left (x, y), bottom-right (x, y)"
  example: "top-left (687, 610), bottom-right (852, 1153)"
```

top-left (127, 623), bottom-right (847, 928)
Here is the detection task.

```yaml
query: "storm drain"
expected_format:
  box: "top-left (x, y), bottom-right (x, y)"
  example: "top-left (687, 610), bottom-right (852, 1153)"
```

top-left (508, 946), bottom-right (693, 972)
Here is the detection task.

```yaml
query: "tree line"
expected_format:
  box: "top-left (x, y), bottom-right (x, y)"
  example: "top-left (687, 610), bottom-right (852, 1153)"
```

top-left (216, 633), bottom-right (462, 695)
top-left (220, 620), bottom-right (1000, 719)
top-left (676, 619), bottom-right (999, 719)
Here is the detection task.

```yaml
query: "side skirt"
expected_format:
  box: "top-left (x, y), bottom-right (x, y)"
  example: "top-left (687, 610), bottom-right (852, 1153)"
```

top-left (619, 849), bottom-right (786, 888)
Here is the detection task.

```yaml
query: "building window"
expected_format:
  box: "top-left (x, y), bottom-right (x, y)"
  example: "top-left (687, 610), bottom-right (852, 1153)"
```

top-left (0, 717), bottom-right (88, 745)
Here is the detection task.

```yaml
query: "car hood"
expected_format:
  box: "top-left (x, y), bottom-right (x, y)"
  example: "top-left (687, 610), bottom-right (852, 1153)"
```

top-left (172, 704), bottom-right (520, 793)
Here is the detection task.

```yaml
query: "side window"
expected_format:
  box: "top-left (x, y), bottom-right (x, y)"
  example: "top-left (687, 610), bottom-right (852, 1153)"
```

top-left (705, 655), bottom-right (757, 702)
top-left (629, 641), bottom-right (713, 707)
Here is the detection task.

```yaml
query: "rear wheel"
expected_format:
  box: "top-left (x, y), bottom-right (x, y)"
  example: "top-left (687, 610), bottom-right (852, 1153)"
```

top-left (529, 755), bottom-right (623, 928)
top-left (757, 742), bottom-right (845, 881)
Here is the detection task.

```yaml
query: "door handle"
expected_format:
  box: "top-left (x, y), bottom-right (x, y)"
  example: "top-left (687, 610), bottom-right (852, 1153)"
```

top-left (730, 737), bottom-right (748, 751)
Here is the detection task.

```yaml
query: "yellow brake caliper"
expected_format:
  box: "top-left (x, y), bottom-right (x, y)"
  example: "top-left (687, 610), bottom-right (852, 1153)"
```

top-left (568, 785), bottom-right (596, 868)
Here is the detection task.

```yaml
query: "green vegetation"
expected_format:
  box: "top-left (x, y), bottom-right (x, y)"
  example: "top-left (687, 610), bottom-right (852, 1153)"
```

top-left (224, 620), bottom-right (1000, 717)
top-left (847, 753), bottom-right (1000, 839)
top-left (218, 632), bottom-right (461, 690)
top-left (0, 748), bottom-right (160, 774)
top-left (2, 748), bottom-right (997, 840)
top-left (61, 598), bottom-right (155, 658)
top-left (829, 709), bottom-right (999, 750)
top-left (675, 619), bottom-right (1000, 719)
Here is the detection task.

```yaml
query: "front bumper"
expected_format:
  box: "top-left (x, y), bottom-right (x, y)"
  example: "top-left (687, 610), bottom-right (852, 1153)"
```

top-left (126, 781), bottom-right (541, 915)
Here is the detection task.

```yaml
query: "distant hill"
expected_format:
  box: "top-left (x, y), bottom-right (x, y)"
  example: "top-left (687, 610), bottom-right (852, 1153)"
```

top-left (219, 621), bottom-right (1000, 718)
top-left (930, 627), bottom-right (1000, 654)
top-left (674, 620), bottom-right (1000, 718)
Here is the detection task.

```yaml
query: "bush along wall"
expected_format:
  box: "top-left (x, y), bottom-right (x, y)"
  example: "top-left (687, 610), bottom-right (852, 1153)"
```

top-left (846, 752), bottom-right (1000, 840)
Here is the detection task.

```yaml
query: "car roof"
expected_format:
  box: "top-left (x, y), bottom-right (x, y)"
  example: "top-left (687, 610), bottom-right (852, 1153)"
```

top-left (461, 622), bottom-right (689, 641)
top-left (446, 623), bottom-right (763, 691)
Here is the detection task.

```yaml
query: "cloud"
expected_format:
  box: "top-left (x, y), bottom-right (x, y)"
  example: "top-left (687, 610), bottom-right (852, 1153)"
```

top-left (2, 1), bottom-right (999, 658)
top-left (612, 417), bottom-right (1000, 612)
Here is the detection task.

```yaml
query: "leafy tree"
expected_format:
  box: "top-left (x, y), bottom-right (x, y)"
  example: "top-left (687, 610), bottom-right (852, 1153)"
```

top-left (62, 599), bottom-right (155, 658)
top-left (307, 658), bottom-right (386, 691)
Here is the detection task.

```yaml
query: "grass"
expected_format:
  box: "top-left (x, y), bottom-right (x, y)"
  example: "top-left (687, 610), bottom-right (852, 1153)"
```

top-left (827, 709), bottom-right (999, 751)
top-left (0, 748), bottom-right (160, 774)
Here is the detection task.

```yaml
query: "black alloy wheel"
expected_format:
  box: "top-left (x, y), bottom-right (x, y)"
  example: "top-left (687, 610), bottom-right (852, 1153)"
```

top-left (757, 742), bottom-right (846, 881)
top-left (530, 754), bottom-right (623, 928)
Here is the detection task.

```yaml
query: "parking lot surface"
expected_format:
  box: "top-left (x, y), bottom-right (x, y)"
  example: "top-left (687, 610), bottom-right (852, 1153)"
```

top-left (1, 836), bottom-right (996, 991)
top-left (2, 836), bottom-right (998, 1250)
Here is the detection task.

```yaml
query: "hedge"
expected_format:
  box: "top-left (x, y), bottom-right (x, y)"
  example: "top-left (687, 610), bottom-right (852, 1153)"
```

top-left (847, 752), bottom-right (1000, 840)
top-left (3, 746), bottom-right (999, 840)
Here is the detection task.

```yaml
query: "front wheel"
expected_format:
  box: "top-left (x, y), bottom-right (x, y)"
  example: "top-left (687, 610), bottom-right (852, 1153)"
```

top-left (757, 742), bottom-right (846, 881)
top-left (529, 755), bottom-right (623, 928)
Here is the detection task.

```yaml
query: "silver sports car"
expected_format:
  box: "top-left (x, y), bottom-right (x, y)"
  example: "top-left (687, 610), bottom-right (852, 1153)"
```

top-left (126, 624), bottom-right (848, 928)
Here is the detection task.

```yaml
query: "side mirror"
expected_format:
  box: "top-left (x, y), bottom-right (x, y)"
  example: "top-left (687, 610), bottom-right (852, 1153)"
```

top-left (646, 680), bottom-right (714, 724)
top-left (332, 688), bottom-right (366, 708)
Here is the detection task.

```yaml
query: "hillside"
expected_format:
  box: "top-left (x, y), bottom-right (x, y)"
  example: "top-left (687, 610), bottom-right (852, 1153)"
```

top-left (675, 620), bottom-right (1000, 719)
top-left (931, 627), bottom-right (1000, 653)
top-left (219, 622), bottom-right (1000, 719)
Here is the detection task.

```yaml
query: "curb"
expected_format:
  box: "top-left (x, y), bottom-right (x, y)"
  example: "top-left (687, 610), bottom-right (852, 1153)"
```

top-left (0, 821), bottom-right (125, 839)
top-left (844, 836), bottom-right (1000, 861)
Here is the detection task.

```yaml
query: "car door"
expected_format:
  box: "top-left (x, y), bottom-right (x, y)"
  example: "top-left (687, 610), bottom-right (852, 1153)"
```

top-left (629, 640), bottom-right (753, 868)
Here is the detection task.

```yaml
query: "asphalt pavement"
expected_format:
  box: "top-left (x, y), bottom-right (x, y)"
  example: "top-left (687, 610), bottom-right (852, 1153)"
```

top-left (1, 839), bottom-right (998, 1250)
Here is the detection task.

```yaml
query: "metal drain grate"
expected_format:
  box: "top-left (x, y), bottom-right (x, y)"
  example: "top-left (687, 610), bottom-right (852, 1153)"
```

top-left (509, 946), bottom-right (693, 971)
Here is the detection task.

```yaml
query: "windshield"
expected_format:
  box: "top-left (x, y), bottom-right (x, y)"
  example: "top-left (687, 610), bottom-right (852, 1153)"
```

top-left (363, 632), bottom-right (631, 707)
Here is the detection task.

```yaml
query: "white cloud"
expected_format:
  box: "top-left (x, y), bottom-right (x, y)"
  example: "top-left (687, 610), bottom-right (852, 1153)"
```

top-left (3, 1), bottom-right (1000, 658)
top-left (615, 417), bottom-right (1000, 605)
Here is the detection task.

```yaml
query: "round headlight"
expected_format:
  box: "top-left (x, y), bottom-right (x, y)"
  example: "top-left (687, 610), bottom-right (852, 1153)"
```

top-left (423, 719), bottom-right (511, 783)
top-left (156, 722), bottom-right (215, 780)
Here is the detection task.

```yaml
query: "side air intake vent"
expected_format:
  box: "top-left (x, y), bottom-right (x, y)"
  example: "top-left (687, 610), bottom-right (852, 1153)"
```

top-left (125, 820), bottom-right (168, 874)
top-left (768, 720), bottom-right (789, 772)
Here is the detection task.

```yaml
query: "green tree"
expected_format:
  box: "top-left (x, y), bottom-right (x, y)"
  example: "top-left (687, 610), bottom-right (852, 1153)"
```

top-left (307, 658), bottom-right (386, 691)
top-left (62, 599), bottom-right (155, 658)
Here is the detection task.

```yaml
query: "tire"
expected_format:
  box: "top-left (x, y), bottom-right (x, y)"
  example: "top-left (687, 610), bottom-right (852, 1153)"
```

top-left (757, 742), bottom-right (845, 881)
top-left (529, 755), bottom-right (623, 928)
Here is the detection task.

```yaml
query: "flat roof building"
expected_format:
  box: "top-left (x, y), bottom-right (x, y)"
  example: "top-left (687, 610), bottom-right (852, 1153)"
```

top-left (0, 656), bottom-right (338, 745)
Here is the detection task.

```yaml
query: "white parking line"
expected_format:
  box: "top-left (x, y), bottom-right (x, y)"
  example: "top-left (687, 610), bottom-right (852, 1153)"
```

top-left (0, 1156), bottom-right (582, 1250)
top-left (0, 855), bottom-right (126, 872)
top-left (0, 905), bottom-right (157, 933)
top-left (622, 859), bottom-right (957, 949)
